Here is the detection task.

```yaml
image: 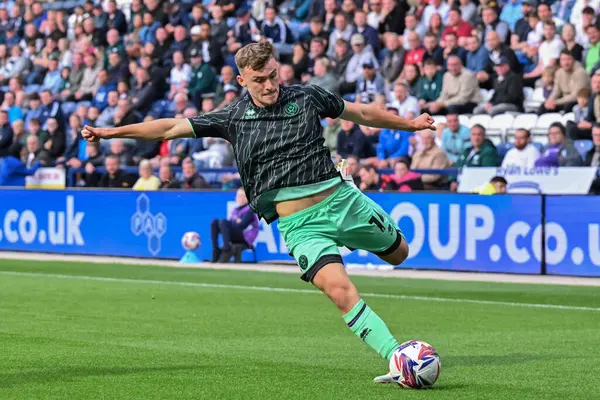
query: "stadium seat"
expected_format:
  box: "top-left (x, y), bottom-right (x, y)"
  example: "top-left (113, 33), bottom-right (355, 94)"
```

top-left (523, 87), bottom-right (545, 113)
top-left (507, 113), bottom-right (538, 139)
top-left (432, 115), bottom-right (446, 126)
top-left (496, 143), bottom-right (514, 161)
top-left (563, 112), bottom-right (575, 125)
top-left (479, 89), bottom-right (494, 103)
top-left (458, 115), bottom-right (470, 127)
top-left (488, 114), bottom-right (514, 142)
top-left (532, 113), bottom-right (563, 136)
top-left (574, 140), bottom-right (593, 160)
top-left (467, 114), bottom-right (491, 129)
top-left (532, 142), bottom-right (545, 152)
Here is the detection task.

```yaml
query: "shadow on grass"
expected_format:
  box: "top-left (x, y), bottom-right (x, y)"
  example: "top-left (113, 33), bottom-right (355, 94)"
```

top-left (442, 354), bottom-right (548, 367)
top-left (0, 365), bottom-right (204, 388)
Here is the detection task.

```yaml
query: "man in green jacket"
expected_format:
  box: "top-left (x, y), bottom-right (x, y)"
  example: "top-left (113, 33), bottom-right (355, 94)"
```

top-left (189, 48), bottom-right (217, 108)
top-left (416, 59), bottom-right (443, 108)
top-left (450, 123), bottom-right (499, 190)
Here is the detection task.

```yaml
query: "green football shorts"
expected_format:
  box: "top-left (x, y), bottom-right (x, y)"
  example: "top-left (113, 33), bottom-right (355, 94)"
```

top-left (277, 182), bottom-right (404, 282)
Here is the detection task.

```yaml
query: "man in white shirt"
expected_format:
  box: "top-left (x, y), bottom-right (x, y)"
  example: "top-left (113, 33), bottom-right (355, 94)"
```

top-left (502, 128), bottom-right (540, 169)
top-left (422, 0), bottom-right (450, 28)
top-left (402, 13), bottom-right (426, 50)
top-left (389, 81), bottom-right (419, 118)
top-left (169, 50), bottom-right (191, 100)
top-left (523, 21), bottom-right (563, 82)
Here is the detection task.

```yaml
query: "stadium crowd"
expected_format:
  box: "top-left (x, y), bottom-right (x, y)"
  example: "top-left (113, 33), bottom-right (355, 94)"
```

top-left (0, 0), bottom-right (599, 193)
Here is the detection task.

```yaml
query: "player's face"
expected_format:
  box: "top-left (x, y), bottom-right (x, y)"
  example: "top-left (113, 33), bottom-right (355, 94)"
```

top-left (238, 58), bottom-right (280, 107)
top-left (492, 182), bottom-right (507, 194)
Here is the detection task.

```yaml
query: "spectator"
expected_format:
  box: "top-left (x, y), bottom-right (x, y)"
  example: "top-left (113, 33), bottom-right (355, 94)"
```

top-left (309, 58), bottom-right (339, 94)
top-left (562, 23), bottom-right (584, 63)
top-left (96, 91), bottom-right (119, 128)
top-left (481, 31), bottom-right (520, 88)
top-left (378, 0), bottom-right (409, 35)
top-left (500, 0), bottom-right (524, 32)
top-left (132, 159), bottom-right (161, 191)
top-left (502, 129), bottom-right (541, 169)
top-left (381, 159), bottom-right (424, 191)
top-left (358, 164), bottom-right (382, 191)
top-left (535, 122), bottom-right (583, 167)
top-left (353, 10), bottom-right (380, 53)
top-left (108, 139), bottom-right (134, 167)
top-left (158, 164), bottom-right (181, 189)
top-left (42, 118), bottom-right (65, 164)
top-left (480, 6), bottom-right (510, 44)
top-left (343, 155), bottom-right (362, 187)
top-left (422, 32), bottom-right (444, 67)
top-left (11, 120), bottom-right (26, 145)
top-left (60, 52), bottom-right (85, 102)
top-left (73, 53), bottom-right (102, 102)
top-left (450, 124), bottom-right (498, 191)
top-left (584, 125), bottom-right (600, 194)
top-left (91, 70), bottom-right (117, 112)
top-left (192, 133), bottom-right (233, 168)
top-left (181, 157), bottom-right (210, 189)
top-left (56, 119), bottom-right (84, 169)
top-left (523, 21), bottom-right (564, 84)
top-left (424, 56), bottom-right (482, 115)
top-left (415, 59), bottom-right (443, 108)
top-left (465, 35), bottom-right (489, 74)
top-left (0, 143), bottom-right (41, 186)
top-left (190, 22), bottom-right (223, 70)
top-left (188, 48), bottom-right (218, 109)
top-left (410, 130), bottom-right (451, 188)
top-left (572, 72), bottom-right (600, 139)
top-left (0, 44), bottom-right (28, 84)
top-left (129, 68), bottom-right (157, 114)
top-left (427, 13), bottom-right (444, 43)
top-left (367, 105), bottom-right (414, 168)
top-left (261, 6), bottom-right (294, 57)
top-left (442, 32), bottom-right (467, 69)
top-left (230, 7), bottom-right (260, 51)
top-left (345, 34), bottom-right (379, 84)
top-left (381, 32), bottom-right (405, 85)
top-left (39, 90), bottom-right (64, 131)
top-left (355, 62), bottom-right (385, 103)
top-left (106, 0), bottom-right (127, 35)
top-left (280, 63), bottom-right (300, 86)
top-left (476, 176), bottom-right (508, 195)
top-left (23, 135), bottom-right (49, 168)
top-left (564, 88), bottom-right (592, 140)
top-left (337, 119), bottom-right (375, 159)
top-left (402, 13), bottom-right (425, 51)
top-left (459, 0), bottom-right (477, 25)
top-left (305, 37), bottom-right (327, 77)
top-left (210, 188), bottom-right (259, 263)
top-left (1, 92), bottom-right (23, 124)
top-left (540, 66), bottom-right (557, 101)
top-left (473, 56), bottom-right (524, 115)
top-left (390, 81), bottom-right (419, 117)
top-left (169, 50), bottom-right (192, 100)
top-left (585, 24), bottom-right (600, 73)
top-left (442, 7), bottom-right (472, 44)
top-left (511, 0), bottom-right (535, 47)
top-left (540, 50), bottom-right (590, 114)
top-left (86, 154), bottom-right (136, 188)
top-left (422, 0), bottom-right (450, 28)
top-left (404, 32), bottom-right (425, 66)
top-left (0, 110), bottom-right (14, 157)
top-left (140, 12), bottom-right (160, 45)
top-left (332, 38), bottom-right (352, 88)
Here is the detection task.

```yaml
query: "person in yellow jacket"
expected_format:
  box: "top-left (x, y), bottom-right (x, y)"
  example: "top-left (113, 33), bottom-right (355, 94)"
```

top-left (133, 159), bottom-right (161, 191)
top-left (475, 176), bottom-right (508, 195)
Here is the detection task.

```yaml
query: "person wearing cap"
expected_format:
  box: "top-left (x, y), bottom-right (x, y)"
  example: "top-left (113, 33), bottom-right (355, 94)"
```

top-left (541, 49), bottom-right (589, 114)
top-left (473, 56), bottom-right (524, 116)
top-left (189, 21), bottom-right (224, 70)
top-left (188, 47), bottom-right (217, 109)
top-left (345, 33), bottom-right (378, 84)
top-left (355, 61), bottom-right (385, 103)
top-left (353, 10), bottom-right (380, 54)
top-left (327, 12), bottom-right (354, 57)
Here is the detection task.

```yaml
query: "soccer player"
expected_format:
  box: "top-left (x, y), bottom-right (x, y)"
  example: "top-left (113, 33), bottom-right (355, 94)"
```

top-left (82, 41), bottom-right (435, 383)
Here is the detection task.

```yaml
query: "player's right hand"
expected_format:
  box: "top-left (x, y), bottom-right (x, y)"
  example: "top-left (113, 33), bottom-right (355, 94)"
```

top-left (81, 125), bottom-right (105, 142)
top-left (413, 113), bottom-right (436, 131)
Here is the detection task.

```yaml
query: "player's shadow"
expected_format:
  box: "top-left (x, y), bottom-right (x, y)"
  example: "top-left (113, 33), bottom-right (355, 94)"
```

top-left (0, 365), bottom-right (204, 388)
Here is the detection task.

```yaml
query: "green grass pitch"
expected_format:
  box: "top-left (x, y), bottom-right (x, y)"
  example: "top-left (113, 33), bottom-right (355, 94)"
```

top-left (0, 259), bottom-right (599, 399)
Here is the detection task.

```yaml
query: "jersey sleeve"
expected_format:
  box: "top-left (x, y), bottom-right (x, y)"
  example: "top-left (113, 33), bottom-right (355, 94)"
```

top-left (304, 85), bottom-right (346, 119)
top-left (186, 107), bottom-right (231, 139)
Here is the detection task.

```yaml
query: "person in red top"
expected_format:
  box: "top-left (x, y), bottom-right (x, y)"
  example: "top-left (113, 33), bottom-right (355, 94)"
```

top-left (404, 31), bottom-right (425, 65)
top-left (441, 7), bottom-right (472, 46)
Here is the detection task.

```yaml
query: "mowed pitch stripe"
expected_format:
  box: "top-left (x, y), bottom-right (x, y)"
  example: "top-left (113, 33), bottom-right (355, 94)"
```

top-left (1, 270), bottom-right (599, 312)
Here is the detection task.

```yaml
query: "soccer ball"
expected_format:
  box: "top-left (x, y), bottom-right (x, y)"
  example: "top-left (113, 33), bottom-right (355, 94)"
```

top-left (181, 231), bottom-right (201, 251)
top-left (389, 340), bottom-right (441, 389)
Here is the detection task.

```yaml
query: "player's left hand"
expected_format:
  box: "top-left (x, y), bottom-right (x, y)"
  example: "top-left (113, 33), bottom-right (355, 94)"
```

top-left (412, 113), bottom-right (436, 131)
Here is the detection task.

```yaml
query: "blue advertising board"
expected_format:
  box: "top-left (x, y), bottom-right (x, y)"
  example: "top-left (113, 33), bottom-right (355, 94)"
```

top-left (545, 196), bottom-right (600, 277)
top-left (0, 189), bottom-right (545, 274)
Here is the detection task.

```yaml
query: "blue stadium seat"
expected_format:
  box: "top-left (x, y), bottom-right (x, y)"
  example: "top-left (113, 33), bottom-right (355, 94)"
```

top-left (574, 140), bottom-right (593, 160)
top-left (496, 143), bottom-right (513, 161)
top-left (532, 142), bottom-right (544, 153)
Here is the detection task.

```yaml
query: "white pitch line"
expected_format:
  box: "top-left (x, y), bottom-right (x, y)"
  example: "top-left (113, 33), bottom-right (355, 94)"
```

top-left (1, 270), bottom-right (599, 313)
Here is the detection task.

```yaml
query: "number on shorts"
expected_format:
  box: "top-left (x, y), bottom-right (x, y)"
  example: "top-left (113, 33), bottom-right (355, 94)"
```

top-left (369, 212), bottom-right (386, 232)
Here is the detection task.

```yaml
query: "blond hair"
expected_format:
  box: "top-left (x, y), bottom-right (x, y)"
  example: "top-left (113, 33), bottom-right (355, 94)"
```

top-left (234, 41), bottom-right (275, 71)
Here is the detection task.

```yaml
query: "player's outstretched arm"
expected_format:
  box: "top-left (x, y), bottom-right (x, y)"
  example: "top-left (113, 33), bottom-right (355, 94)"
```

top-left (340, 101), bottom-right (436, 132)
top-left (81, 118), bottom-right (194, 142)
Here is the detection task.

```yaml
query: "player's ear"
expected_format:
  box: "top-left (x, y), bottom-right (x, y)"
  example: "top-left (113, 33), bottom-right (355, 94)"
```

top-left (236, 74), bottom-right (245, 87)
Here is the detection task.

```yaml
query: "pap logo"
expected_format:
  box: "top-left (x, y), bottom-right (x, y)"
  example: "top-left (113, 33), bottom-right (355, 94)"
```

top-left (130, 194), bottom-right (167, 255)
top-left (284, 102), bottom-right (300, 117)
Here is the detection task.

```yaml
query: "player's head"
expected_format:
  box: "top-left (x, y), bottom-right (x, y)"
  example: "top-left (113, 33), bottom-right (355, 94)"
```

top-left (235, 188), bottom-right (248, 206)
top-left (235, 41), bottom-right (280, 107)
top-left (490, 176), bottom-right (508, 194)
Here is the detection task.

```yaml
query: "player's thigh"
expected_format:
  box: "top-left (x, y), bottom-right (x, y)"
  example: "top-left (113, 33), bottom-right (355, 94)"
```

top-left (311, 262), bottom-right (360, 314)
top-left (337, 187), bottom-right (406, 264)
top-left (278, 208), bottom-right (341, 283)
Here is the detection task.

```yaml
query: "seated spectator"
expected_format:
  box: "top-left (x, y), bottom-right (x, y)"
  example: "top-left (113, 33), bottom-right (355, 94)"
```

top-left (309, 58), bottom-right (339, 94)
top-left (540, 50), bottom-right (590, 114)
top-left (368, 106), bottom-right (414, 168)
top-left (442, 7), bottom-right (472, 45)
top-left (423, 0), bottom-right (449, 27)
top-left (1, 92), bottom-right (24, 124)
top-left (42, 118), bottom-right (66, 165)
top-left (0, 110), bottom-right (14, 157)
top-left (381, 159), bottom-right (424, 192)
top-left (450, 124), bottom-right (499, 191)
top-left (402, 14), bottom-right (426, 51)
top-left (381, 32), bottom-right (405, 86)
top-left (539, 66), bottom-right (557, 101)
top-left (96, 91), bottom-right (120, 128)
top-left (169, 51), bottom-right (192, 100)
top-left (585, 125), bottom-right (600, 194)
top-left (535, 122), bottom-right (583, 167)
top-left (401, 64), bottom-right (421, 97)
top-left (501, 129), bottom-right (540, 169)
top-left (72, 53), bottom-right (103, 102)
top-left (39, 90), bottom-right (64, 131)
top-left (358, 164), bottom-right (382, 191)
top-left (130, 68), bottom-right (158, 115)
top-left (410, 130), bottom-right (451, 188)
top-left (389, 82), bottom-right (419, 117)
top-left (441, 113), bottom-right (471, 164)
top-left (23, 135), bottom-right (49, 168)
top-left (210, 188), bottom-right (259, 263)
top-left (476, 176), bottom-right (508, 195)
top-left (41, 54), bottom-right (62, 95)
top-left (188, 48), bottom-right (217, 108)
top-left (337, 119), bottom-right (375, 160)
top-left (442, 33), bottom-right (467, 69)
top-left (0, 143), bottom-right (41, 187)
top-left (500, 0), bottom-right (523, 33)
top-left (473, 57), bottom-right (524, 116)
top-left (404, 32), bottom-right (425, 66)
top-left (355, 62), bottom-right (385, 103)
top-left (417, 60), bottom-right (443, 109)
top-left (181, 157), bottom-right (210, 189)
top-left (479, 6), bottom-right (510, 44)
top-left (133, 159), bottom-right (161, 191)
top-left (215, 66), bottom-right (239, 106)
top-left (566, 88), bottom-right (592, 140)
top-left (424, 56), bottom-right (482, 115)
top-left (480, 31), bottom-right (520, 89)
top-left (523, 21), bottom-right (564, 85)
top-left (585, 24), bottom-right (600, 74)
top-left (261, 6), bottom-right (294, 57)
top-left (11, 120), bottom-right (26, 145)
top-left (159, 164), bottom-right (181, 189)
top-left (354, 10), bottom-right (380, 53)
top-left (422, 32), bottom-right (444, 67)
top-left (345, 34), bottom-right (379, 85)
top-left (465, 35), bottom-right (489, 75)
top-left (108, 139), bottom-right (134, 167)
top-left (85, 154), bottom-right (136, 188)
top-left (562, 23), bottom-right (584, 63)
